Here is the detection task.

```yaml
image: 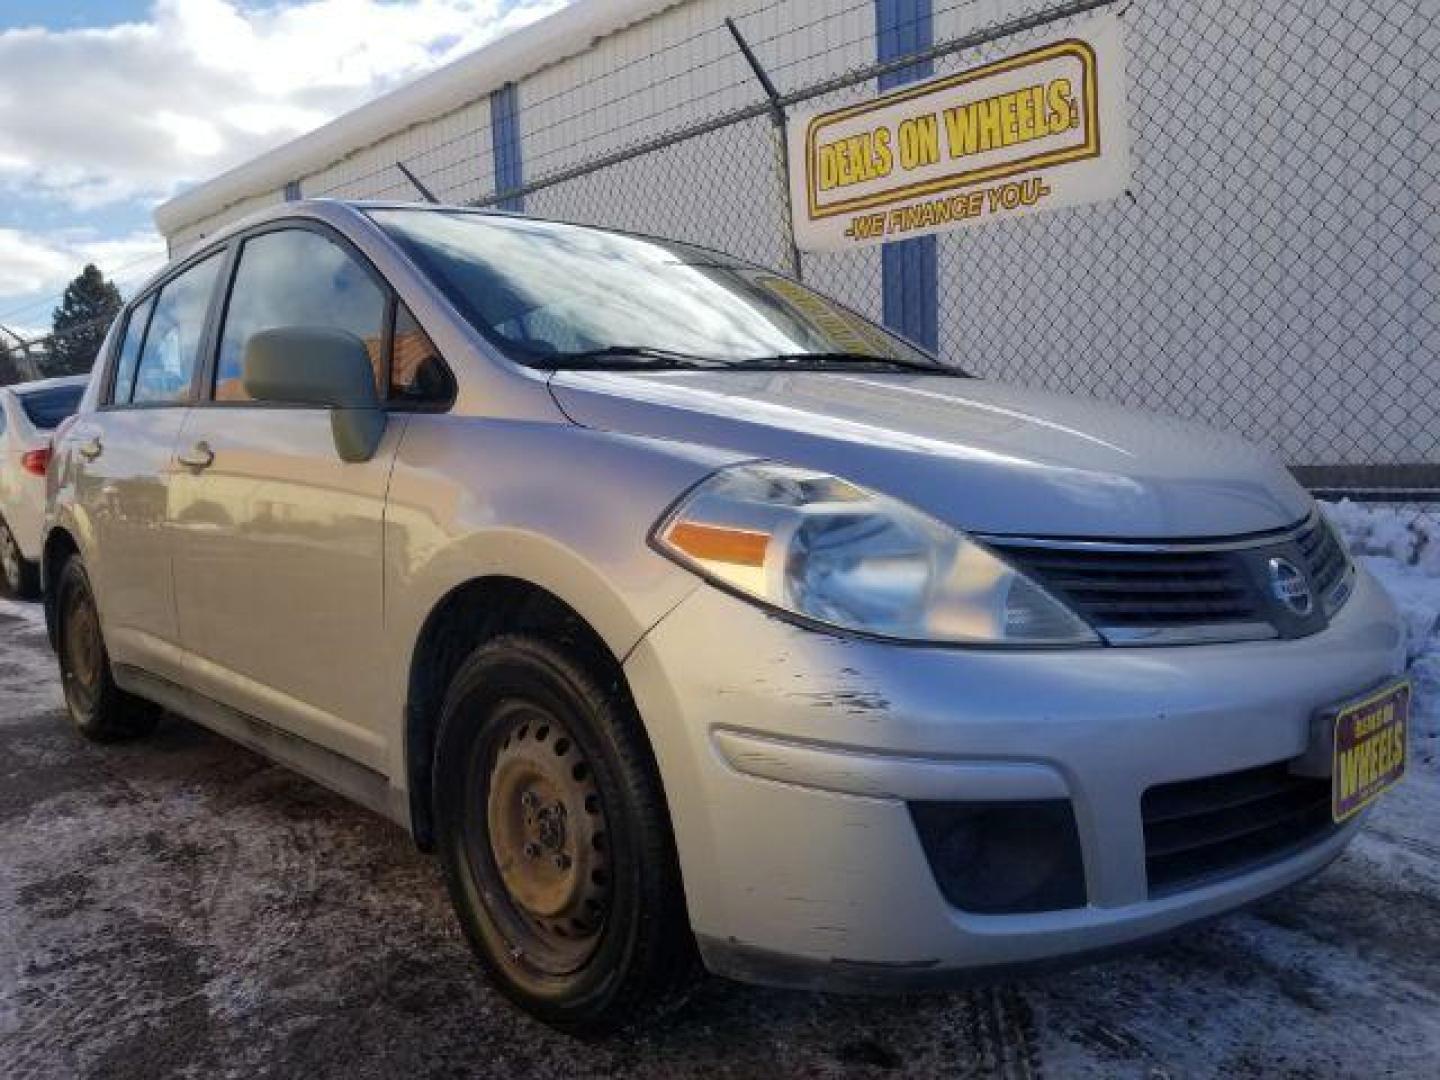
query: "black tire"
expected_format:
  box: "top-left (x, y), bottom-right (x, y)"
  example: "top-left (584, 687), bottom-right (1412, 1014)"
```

top-left (0, 516), bottom-right (39, 600)
top-left (434, 634), bottom-right (698, 1036)
top-left (54, 555), bottom-right (159, 742)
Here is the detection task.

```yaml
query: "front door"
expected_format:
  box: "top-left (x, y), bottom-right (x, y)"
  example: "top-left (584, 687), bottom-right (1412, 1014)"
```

top-left (168, 225), bottom-right (400, 769)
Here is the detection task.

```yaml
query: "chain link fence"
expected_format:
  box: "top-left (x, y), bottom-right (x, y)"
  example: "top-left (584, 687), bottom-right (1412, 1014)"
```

top-left (4, 0), bottom-right (1434, 535)
top-left (469, 0), bottom-right (1437, 516)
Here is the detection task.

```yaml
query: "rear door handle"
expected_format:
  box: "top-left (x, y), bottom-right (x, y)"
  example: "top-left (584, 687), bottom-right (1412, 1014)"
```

top-left (78, 437), bottom-right (103, 462)
top-left (177, 441), bottom-right (215, 471)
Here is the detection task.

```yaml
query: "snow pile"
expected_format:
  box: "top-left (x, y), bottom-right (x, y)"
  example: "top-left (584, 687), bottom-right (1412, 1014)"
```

top-left (1322, 500), bottom-right (1440, 769)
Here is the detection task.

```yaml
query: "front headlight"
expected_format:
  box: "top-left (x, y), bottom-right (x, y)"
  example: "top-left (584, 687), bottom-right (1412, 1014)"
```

top-left (653, 463), bottom-right (1098, 646)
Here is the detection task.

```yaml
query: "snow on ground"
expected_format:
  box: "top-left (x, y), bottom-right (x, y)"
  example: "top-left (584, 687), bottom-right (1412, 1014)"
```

top-left (1323, 500), bottom-right (1440, 771)
top-left (2, 506), bottom-right (1439, 1078)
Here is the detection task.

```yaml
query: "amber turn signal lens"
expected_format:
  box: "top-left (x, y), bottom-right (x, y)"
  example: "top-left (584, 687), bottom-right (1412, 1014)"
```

top-left (664, 521), bottom-right (769, 568)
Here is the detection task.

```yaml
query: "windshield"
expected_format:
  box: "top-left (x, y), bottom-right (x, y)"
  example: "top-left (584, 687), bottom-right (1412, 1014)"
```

top-left (368, 209), bottom-right (945, 372)
top-left (18, 384), bottom-right (84, 429)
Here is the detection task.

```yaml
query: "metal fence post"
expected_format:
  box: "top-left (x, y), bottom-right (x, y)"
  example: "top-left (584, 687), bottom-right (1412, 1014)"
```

top-left (725, 17), bottom-right (804, 281)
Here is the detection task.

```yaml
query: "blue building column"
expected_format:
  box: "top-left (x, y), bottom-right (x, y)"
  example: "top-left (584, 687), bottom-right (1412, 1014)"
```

top-left (491, 81), bottom-right (524, 211)
top-left (876, 0), bottom-right (938, 352)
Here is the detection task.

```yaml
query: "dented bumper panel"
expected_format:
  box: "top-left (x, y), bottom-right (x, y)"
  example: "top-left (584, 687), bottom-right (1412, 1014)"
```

top-left (624, 565), bottom-right (1406, 982)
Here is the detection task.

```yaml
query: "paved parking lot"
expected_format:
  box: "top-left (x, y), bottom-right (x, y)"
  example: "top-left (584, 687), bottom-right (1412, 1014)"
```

top-left (2, 594), bottom-right (1439, 1079)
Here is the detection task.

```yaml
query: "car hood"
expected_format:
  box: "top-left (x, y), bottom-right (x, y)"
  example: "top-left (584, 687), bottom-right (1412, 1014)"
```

top-left (548, 369), bottom-right (1312, 539)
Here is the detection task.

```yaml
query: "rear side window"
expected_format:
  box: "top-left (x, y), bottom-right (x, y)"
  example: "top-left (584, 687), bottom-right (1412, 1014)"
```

top-left (18, 385), bottom-right (85, 429)
top-left (215, 229), bottom-right (387, 403)
top-left (131, 254), bottom-right (224, 405)
top-left (110, 293), bottom-right (155, 405)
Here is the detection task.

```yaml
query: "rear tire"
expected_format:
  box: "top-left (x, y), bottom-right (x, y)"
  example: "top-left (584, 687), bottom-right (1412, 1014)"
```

top-left (0, 516), bottom-right (39, 600)
top-left (54, 555), bottom-right (158, 742)
top-left (434, 634), bottom-right (698, 1036)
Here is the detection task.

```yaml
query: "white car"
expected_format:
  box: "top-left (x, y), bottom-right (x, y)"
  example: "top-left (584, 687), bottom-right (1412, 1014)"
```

top-left (0, 375), bottom-right (89, 597)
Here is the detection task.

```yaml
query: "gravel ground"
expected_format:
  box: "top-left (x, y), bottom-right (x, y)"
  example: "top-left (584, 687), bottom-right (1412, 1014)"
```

top-left (2, 594), bottom-right (1439, 1079)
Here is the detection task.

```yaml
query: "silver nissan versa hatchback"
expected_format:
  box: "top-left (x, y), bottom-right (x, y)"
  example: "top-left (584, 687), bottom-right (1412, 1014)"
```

top-left (44, 201), bottom-right (1410, 1034)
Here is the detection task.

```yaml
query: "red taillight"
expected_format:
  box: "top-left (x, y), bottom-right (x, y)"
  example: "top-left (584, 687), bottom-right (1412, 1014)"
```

top-left (20, 447), bottom-right (51, 477)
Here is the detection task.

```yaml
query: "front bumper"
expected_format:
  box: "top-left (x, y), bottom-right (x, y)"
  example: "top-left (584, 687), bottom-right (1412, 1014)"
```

top-left (623, 566), bottom-right (1406, 989)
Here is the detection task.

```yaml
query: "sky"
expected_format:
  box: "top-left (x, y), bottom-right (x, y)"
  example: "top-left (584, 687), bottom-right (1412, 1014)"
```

top-left (0, 0), bottom-right (569, 342)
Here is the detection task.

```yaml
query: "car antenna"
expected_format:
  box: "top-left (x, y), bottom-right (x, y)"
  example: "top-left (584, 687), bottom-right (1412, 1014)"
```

top-left (395, 161), bottom-right (439, 204)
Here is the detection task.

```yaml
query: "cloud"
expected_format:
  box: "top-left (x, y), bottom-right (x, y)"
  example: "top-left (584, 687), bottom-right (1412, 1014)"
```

top-left (0, 0), bottom-right (569, 210)
top-left (0, 228), bottom-right (168, 326)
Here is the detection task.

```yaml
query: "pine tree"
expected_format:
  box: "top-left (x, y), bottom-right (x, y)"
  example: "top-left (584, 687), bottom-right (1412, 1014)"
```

top-left (48, 264), bottom-right (122, 375)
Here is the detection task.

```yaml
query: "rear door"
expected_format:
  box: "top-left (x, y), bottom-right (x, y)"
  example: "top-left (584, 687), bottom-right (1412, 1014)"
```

top-left (169, 224), bottom-right (414, 769)
top-left (67, 253), bottom-right (225, 681)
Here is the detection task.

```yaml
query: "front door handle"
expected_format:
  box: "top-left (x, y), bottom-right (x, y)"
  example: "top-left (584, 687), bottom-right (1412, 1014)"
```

top-left (177, 441), bottom-right (215, 471)
top-left (77, 437), bottom-right (102, 462)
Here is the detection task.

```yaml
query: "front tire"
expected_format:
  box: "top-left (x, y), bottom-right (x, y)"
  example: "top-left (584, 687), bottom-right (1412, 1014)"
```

top-left (434, 634), bottom-right (697, 1036)
top-left (0, 516), bottom-right (39, 600)
top-left (54, 555), bottom-right (158, 742)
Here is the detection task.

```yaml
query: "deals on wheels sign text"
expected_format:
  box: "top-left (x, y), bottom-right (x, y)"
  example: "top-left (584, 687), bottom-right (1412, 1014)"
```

top-left (788, 15), bottom-right (1131, 251)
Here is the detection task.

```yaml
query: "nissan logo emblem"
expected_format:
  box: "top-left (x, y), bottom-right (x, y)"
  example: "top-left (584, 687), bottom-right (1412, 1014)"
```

top-left (1268, 557), bottom-right (1314, 617)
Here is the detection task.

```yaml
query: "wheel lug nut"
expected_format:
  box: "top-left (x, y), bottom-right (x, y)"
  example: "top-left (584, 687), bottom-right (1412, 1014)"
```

top-left (521, 791), bottom-right (538, 810)
top-left (554, 853), bottom-right (571, 870)
top-left (524, 843), bottom-right (541, 859)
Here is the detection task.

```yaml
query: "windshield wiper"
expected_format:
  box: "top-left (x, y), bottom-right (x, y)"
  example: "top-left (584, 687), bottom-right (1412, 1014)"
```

top-left (538, 346), bottom-right (961, 376)
top-left (731, 352), bottom-right (958, 375)
top-left (539, 346), bottom-right (729, 370)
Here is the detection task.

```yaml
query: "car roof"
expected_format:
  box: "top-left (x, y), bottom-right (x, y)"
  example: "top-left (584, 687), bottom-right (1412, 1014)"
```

top-left (159, 199), bottom-right (744, 289)
top-left (137, 199), bottom-right (520, 301)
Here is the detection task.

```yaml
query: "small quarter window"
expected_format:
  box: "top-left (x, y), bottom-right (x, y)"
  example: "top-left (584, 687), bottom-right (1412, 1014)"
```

top-left (110, 293), bottom-right (155, 405)
top-left (390, 303), bottom-right (453, 405)
top-left (132, 254), bottom-right (223, 406)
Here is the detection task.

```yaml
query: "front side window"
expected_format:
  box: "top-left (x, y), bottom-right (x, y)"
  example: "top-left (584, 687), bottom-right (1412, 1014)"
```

top-left (132, 254), bottom-right (224, 405)
top-left (110, 293), bottom-right (155, 405)
top-left (369, 209), bottom-right (944, 373)
top-left (215, 229), bottom-right (387, 403)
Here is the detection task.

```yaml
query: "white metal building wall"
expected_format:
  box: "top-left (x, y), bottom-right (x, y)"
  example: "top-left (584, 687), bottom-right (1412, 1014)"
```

top-left (304, 96), bottom-right (495, 205)
top-left (156, 0), bottom-right (1435, 472)
top-left (921, 0), bottom-right (1434, 466)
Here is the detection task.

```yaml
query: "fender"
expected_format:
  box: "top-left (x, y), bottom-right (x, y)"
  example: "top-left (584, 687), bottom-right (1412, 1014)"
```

top-left (379, 415), bottom-right (745, 790)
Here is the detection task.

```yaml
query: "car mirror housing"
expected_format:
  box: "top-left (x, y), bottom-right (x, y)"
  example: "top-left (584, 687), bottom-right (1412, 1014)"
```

top-left (242, 326), bottom-right (385, 463)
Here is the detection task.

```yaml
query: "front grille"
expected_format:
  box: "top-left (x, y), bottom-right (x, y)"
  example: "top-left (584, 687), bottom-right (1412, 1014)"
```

top-left (985, 512), bottom-right (1353, 645)
top-left (1141, 762), bottom-right (1336, 896)
top-left (1295, 514), bottom-right (1350, 604)
top-left (991, 547), bottom-right (1262, 629)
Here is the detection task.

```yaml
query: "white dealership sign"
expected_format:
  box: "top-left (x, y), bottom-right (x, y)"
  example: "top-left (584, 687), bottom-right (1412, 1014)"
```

top-left (787, 14), bottom-right (1131, 251)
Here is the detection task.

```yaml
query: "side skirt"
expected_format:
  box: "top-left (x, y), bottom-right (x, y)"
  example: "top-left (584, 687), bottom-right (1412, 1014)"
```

top-left (113, 663), bottom-right (411, 830)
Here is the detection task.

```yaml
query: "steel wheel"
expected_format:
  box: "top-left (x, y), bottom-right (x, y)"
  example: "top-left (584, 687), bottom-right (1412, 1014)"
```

top-left (0, 520), bottom-right (22, 594)
top-left (469, 700), bottom-right (611, 976)
top-left (435, 633), bottom-right (698, 1034)
top-left (51, 555), bottom-right (157, 742)
top-left (59, 575), bottom-right (104, 717)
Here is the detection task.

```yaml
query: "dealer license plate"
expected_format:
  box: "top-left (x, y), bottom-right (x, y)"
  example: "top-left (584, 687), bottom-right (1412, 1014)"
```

top-left (1331, 680), bottom-right (1410, 823)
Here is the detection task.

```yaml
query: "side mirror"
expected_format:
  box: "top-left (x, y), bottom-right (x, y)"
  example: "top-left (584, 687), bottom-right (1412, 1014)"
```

top-left (242, 327), bottom-right (385, 463)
